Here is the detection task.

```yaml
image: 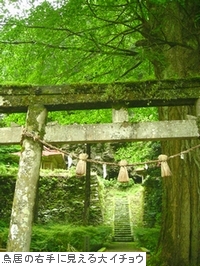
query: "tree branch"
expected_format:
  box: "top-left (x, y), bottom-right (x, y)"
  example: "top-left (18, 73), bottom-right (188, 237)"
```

top-left (0, 40), bottom-right (138, 56)
top-left (116, 61), bottom-right (142, 80)
top-left (85, 0), bottom-right (137, 30)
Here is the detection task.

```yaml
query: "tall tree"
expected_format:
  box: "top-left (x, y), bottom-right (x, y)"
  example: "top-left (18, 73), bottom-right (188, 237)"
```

top-left (141, 1), bottom-right (200, 265)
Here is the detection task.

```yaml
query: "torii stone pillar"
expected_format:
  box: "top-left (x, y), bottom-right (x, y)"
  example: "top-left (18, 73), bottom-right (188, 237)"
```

top-left (7, 104), bottom-right (47, 251)
top-left (196, 99), bottom-right (200, 117)
top-left (195, 99), bottom-right (200, 135)
top-left (112, 108), bottom-right (129, 123)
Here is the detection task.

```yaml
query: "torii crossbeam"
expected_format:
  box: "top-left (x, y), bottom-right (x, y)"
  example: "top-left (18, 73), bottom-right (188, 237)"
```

top-left (0, 77), bottom-right (200, 113)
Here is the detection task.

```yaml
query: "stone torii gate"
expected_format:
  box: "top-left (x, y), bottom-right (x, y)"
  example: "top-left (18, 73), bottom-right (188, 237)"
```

top-left (0, 78), bottom-right (200, 251)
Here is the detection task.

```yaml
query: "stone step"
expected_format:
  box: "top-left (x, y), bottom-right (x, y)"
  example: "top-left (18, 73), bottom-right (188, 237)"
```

top-left (115, 204), bottom-right (128, 205)
top-left (115, 207), bottom-right (129, 211)
top-left (114, 228), bottom-right (132, 232)
top-left (115, 211), bottom-right (129, 214)
top-left (114, 232), bottom-right (132, 236)
top-left (114, 225), bottom-right (131, 228)
top-left (115, 217), bottom-right (130, 220)
top-left (115, 206), bottom-right (129, 208)
top-left (114, 232), bottom-right (132, 237)
top-left (114, 218), bottom-right (130, 222)
top-left (115, 210), bottom-right (129, 213)
top-left (115, 225), bottom-right (131, 228)
top-left (115, 214), bottom-right (129, 218)
top-left (114, 230), bottom-right (131, 233)
top-left (115, 204), bottom-right (129, 206)
top-left (113, 236), bottom-right (133, 242)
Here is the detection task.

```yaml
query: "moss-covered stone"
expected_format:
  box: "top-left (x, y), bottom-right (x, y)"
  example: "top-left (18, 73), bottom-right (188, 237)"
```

top-left (0, 77), bottom-right (200, 112)
top-left (7, 105), bottom-right (47, 252)
top-left (0, 170), bottom-right (104, 226)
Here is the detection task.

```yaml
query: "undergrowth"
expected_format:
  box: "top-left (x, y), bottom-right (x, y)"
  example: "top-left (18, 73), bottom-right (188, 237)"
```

top-left (133, 226), bottom-right (160, 252)
top-left (0, 223), bottom-right (112, 252)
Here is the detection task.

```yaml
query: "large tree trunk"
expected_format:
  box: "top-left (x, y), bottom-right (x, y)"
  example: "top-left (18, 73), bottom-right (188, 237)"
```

top-left (143, 1), bottom-right (200, 265)
top-left (158, 107), bottom-right (200, 266)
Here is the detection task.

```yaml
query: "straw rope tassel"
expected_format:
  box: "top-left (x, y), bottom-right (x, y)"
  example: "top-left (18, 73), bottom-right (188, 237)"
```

top-left (76, 153), bottom-right (88, 177)
top-left (158, 154), bottom-right (172, 177)
top-left (117, 159), bottom-right (129, 183)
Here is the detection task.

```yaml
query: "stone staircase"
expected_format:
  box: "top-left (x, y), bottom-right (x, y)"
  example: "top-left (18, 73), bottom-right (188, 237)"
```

top-left (113, 197), bottom-right (133, 242)
top-left (89, 174), bottom-right (103, 224)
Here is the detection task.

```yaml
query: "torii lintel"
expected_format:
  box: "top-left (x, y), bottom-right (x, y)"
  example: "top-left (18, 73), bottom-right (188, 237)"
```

top-left (0, 77), bottom-right (199, 113)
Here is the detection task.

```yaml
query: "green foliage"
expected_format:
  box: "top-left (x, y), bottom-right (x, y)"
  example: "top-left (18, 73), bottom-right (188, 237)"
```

top-left (133, 227), bottom-right (160, 252)
top-left (30, 224), bottom-right (112, 252)
top-left (102, 179), bottom-right (117, 188)
top-left (115, 178), bottom-right (135, 189)
top-left (2, 114), bottom-right (26, 127)
top-left (114, 108), bottom-right (158, 164)
top-left (114, 141), bottom-right (153, 163)
top-left (0, 223), bottom-right (112, 251)
top-left (2, 106), bottom-right (158, 127)
top-left (37, 174), bottom-right (87, 224)
top-left (0, 223), bottom-right (9, 248)
top-left (0, 165), bottom-right (18, 175)
top-left (147, 250), bottom-right (163, 266)
top-left (0, 172), bottom-right (103, 225)
top-left (102, 178), bottom-right (135, 190)
top-left (0, 0), bottom-right (159, 169)
top-left (113, 141), bottom-right (160, 169)
top-left (0, 145), bottom-right (21, 167)
top-left (129, 107), bottom-right (158, 123)
top-left (48, 109), bottom-right (112, 125)
top-left (0, 0), bottom-right (154, 85)
top-left (102, 178), bottom-right (142, 196)
top-left (0, 175), bottom-right (17, 223)
top-left (0, 165), bottom-right (8, 175)
top-left (142, 175), bottom-right (162, 227)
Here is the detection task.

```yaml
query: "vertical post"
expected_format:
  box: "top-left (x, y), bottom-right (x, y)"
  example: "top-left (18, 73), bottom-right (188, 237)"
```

top-left (7, 104), bottom-right (47, 251)
top-left (112, 108), bottom-right (129, 123)
top-left (83, 144), bottom-right (91, 226)
top-left (195, 99), bottom-right (200, 135)
top-left (195, 99), bottom-right (200, 116)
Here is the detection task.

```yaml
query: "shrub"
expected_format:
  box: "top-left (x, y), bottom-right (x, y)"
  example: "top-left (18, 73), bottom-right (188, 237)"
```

top-left (142, 176), bottom-right (162, 227)
top-left (133, 227), bottom-right (160, 252)
top-left (0, 222), bottom-right (9, 248)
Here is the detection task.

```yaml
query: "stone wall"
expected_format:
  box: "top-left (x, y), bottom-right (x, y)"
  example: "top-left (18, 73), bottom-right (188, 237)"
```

top-left (0, 169), bottom-right (103, 225)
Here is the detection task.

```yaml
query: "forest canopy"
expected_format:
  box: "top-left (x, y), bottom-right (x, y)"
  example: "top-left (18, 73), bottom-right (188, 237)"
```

top-left (0, 0), bottom-right (154, 85)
